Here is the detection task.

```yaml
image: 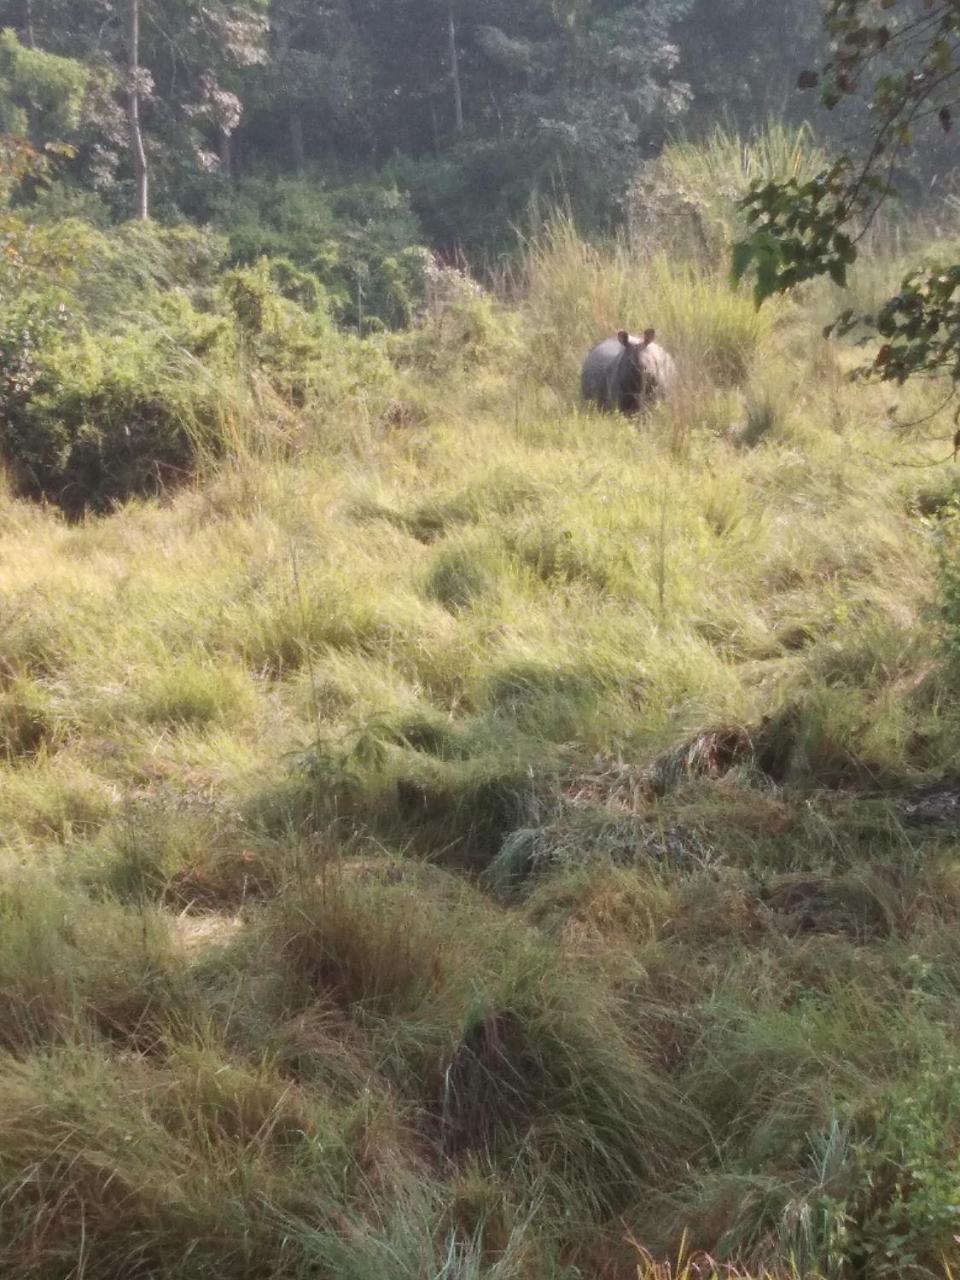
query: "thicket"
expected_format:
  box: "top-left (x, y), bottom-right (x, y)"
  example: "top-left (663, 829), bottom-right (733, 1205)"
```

top-left (0, 209), bottom-right (404, 513)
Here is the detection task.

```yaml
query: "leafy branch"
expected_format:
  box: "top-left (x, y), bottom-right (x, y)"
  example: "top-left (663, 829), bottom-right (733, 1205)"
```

top-left (733, 0), bottom-right (960, 394)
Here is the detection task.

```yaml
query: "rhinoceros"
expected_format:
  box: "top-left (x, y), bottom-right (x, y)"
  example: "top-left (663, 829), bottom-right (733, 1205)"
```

top-left (581, 328), bottom-right (677, 415)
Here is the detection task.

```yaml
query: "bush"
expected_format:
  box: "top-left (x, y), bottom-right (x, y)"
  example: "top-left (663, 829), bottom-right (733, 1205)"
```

top-left (0, 214), bottom-right (399, 512)
top-left (208, 176), bottom-right (431, 330)
top-left (0, 218), bottom-right (245, 515)
top-left (0, 321), bottom-right (219, 517)
top-left (0, 217), bottom-right (230, 322)
top-left (825, 1066), bottom-right (960, 1274)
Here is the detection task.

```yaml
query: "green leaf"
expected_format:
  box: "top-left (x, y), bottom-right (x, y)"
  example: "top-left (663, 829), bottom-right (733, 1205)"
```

top-left (731, 239), bottom-right (756, 286)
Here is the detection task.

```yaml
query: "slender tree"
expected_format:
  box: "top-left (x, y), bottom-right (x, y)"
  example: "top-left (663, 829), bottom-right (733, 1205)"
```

top-left (125, 0), bottom-right (148, 219)
top-left (447, 0), bottom-right (463, 133)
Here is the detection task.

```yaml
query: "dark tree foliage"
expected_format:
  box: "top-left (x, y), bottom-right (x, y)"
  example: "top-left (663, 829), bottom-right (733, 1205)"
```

top-left (0, 0), bottom-right (842, 244)
top-left (678, 0), bottom-right (825, 124)
top-left (734, 0), bottom-right (960, 392)
top-left (0, 0), bottom-right (267, 215)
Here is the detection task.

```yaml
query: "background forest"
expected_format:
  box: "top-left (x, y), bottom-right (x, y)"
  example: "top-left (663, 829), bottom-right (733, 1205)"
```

top-left (0, 1), bottom-right (834, 258)
top-left (5, 2), bottom-right (960, 1279)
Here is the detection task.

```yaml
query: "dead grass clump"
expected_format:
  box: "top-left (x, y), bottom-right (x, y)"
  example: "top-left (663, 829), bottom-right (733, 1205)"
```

top-left (644, 725), bottom-right (758, 796)
top-left (165, 843), bottom-right (284, 912)
top-left (759, 869), bottom-right (902, 940)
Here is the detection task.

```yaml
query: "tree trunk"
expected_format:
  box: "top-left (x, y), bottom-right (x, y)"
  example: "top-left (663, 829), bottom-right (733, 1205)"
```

top-left (289, 107), bottom-right (305, 173)
top-left (24, 0), bottom-right (38, 140)
top-left (219, 126), bottom-right (233, 181)
top-left (125, 0), bottom-right (149, 220)
top-left (447, 0), bottom-right (463, 133)
top-left (429, 98), bottom-right (439, 150)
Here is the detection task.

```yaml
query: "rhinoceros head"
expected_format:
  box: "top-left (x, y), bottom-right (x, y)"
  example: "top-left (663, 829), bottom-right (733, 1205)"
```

top-left (615, 327), bottom-right (672, 409)
top-left (617, 327), bottom-right (657, 352)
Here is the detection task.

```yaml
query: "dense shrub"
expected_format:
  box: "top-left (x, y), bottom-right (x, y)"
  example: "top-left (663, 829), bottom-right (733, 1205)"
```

top-left (0, 215), bottom-right (398, 513)
top-left (824, 1067), bottom-right (960, 1275)
top-left (207, 177), bottom-right (432, 330)
top-left (0, 316), bottom-right (221, 516)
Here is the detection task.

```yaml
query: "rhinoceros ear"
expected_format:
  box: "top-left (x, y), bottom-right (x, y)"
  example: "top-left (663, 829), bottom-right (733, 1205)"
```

top-left (643, 328), bottom-right (656, 345)
top-left (617, 329), bottom-right (629, 346)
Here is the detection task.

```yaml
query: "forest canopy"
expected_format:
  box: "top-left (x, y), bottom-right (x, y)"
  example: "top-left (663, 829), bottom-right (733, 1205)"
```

top-left (0, 0), bottom-right (834, 248)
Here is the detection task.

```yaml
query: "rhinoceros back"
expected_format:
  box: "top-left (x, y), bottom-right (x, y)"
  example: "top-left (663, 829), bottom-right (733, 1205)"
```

top-left (580, 337), bottom-right (625, 411)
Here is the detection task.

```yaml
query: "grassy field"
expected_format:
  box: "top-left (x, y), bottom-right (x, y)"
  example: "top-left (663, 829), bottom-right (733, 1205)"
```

top-left (4, 131), bottom-right (960, 1278)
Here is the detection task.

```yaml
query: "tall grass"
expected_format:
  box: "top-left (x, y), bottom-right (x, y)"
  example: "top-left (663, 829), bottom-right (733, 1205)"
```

top-left (523, 215), bottom-right (772, 399)
top-left (1, 125), bottom-right (960, 1278)
top-left (627, 122), bottom-right (826, 254)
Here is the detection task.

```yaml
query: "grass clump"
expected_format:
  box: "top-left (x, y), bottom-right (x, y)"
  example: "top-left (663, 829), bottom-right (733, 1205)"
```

top-left (75, 802), bottom-right (275, 909)
top-left (139, 658), bottom-right (255, 728)
top-left (359, 468), bottom-right (544, 543)
top-left (0, 678), bottom-right (58, 760)
top-left (0, 875), bottom-right (188, 1053)
top-left (425, 536), bottom-right (507, 612)
top-left (483, 659), bottom-right (613, 741)
top-left (0, 1044), bottom-right (363, 1280)
top-left (626, 122), bottom-right (826, 261)
top-left (505, 519), bottom-right (622, 592)
top-left (255, 876), bottom-right (453, 1019)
